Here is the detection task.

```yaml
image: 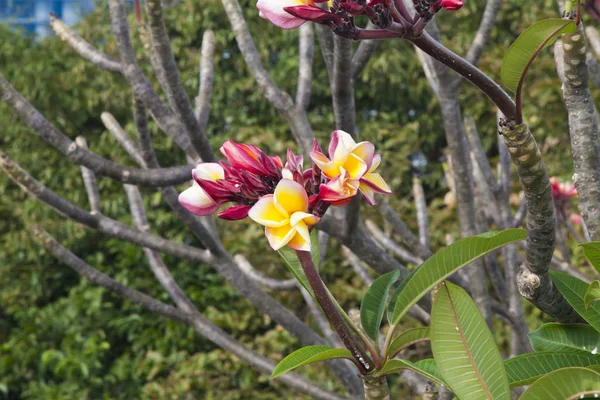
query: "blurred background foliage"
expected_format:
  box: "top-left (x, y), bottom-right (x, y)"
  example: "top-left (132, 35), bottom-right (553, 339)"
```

top-left (0, 0), bottom-right (594, 398)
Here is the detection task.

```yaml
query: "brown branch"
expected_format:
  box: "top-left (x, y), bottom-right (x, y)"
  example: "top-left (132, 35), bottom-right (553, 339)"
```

top-left (0, 72), bottom-right (193, 186)
top-left (75, 137), bottom-right (102, 214)
top-left (143, 0), bottom-right (215, 162)
top-left (50, 14), bottom-right (122, 73)
top-left (196, 30), bottom-right (215, 132)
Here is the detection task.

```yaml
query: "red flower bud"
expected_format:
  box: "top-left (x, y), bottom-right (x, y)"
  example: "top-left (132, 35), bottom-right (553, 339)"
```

top-left (437, 0), bottom-right (462, 10)
top-left (283, 5), bottom-right (343, 25)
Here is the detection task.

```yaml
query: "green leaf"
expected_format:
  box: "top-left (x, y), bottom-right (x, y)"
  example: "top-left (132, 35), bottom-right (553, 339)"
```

top-left (585, 281), bottom-right (600, 310)
top-left (271, 345), bottom-right (352, 378)
top-left (277, 231), bottom-right (320, 298)
top-left (386, 327), bottom-right (429, 358)
top-left (360, 270), bottom-right (401, 341)
top-left (431, 282), bottom-right (510, 400)
top-left (504, 352), bottom-right (600, 387)
top-left (501, 19), bottom-right (576, 93)
top-left (389, 229), bottom-right (526, 325)
top-left (529, 323), bottom-right (600, 355)
top-left (519, 367), bottom-right (600, 399)
top-left (378, 358), bottom-right (445, 385)
top-left (581, 242), bottom-right (600, 275)
top-left (551, 270), bottom-right (600, 331)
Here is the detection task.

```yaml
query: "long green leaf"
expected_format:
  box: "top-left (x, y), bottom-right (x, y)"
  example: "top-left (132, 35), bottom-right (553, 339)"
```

top-left (277, 231), bottom-right (320, 297)
top-left (581, 242), bottom-right (600, 275)
top-left (431, 282), bottom-right (510, 400)
top-left (271, 345), bottom-right (352, 378)
top-left (551, 270), bottom-right (600, 331)
top-left (501, 19), bottom-right (576, 93)
top-left (504, 352), bottom-right (600, 387)
top-left (585, 281), bottom-right (600, 309)
top-left (519, 367), bottom-right (600, 399)
top-left (387, 327), bottom-right (429, 358)
top-left (360, 270), bottom-right (401, 341)
top-left (529, 323), bottom-right (600, 355)
top-left (378, 358), bottom-right (445, 385)
top-left (390, 229), bottom-right (526, 325)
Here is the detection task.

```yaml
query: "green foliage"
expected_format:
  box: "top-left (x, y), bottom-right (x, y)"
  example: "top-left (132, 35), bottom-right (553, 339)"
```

top-left (581, 242), bottom-right (600, 275)
top-left (377, 359), bottom-right (445, 385)
top-left (388, 229), bottom-right (526, 326)
top-left (585, 281), bottom-right (600, 310)
top-left (430, 282), bottom-right (510, 400)
top-left (519, 367), bottom-right (600, 399)
top-left (270, 346), bottom-right (352, 378)
top-left (501, 18), bottom-right (576, 93)
top-left (552, 271), bottom-right (600, 331)
top-left (529, 323), bottom-right (600, 354)
top-left (359, 270), bottom-right (400, 341)
top-left (504, 352), bottom-right (600, 387)
top-left (386, 327), bottom-right (429, 359)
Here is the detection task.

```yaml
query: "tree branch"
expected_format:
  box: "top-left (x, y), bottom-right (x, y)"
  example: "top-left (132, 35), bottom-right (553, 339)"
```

top-left (0, 72), bottom-right (193, 186)
top-left (30, 226), bottom-right (349, 400)
top-left (101, 112), bottom-right (148, 167)
top-left (463, 0), bottom-right (502, 66)
top-left (144, 0), bottom-right (215, 161)
top-left (50, 14), bottom-right (122, 73)
top-left (107, 0), bottom-right (201, 161)
top-left (234, 254), bottom-right (297, 290)
top-left (352, 21), bottom-right (379, 78)
top-left (196, 29), bottom-right (215, 132)
top-left (296, 24), bottom-right (314, 110)
top-left (75, 137), bottom-right (102, 214)
top-left (412, 176), bottom-right (431, 250)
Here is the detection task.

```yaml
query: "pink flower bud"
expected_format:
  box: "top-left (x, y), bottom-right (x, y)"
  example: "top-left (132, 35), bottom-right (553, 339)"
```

top-left (437, 0), bottom-right (463, 10)
top-left (283, 5), bottom-right (342, 25)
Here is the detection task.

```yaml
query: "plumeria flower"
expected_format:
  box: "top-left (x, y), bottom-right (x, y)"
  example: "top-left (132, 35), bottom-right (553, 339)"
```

top-left (311, 130), bottom-right (391, 205)
top-left (249, 179), bottom-right (320, 251)
top-left (550, 177), bottom-right (578, 200)
top-left (178, 163), bottom-right (227, 216)
top-left (256, 0), bottom-right (340, 30)
top-left (437, 0), bottom-right (463, 10)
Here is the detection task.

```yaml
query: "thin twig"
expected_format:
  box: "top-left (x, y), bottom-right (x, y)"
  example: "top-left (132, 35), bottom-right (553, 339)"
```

top-left (352, 21), bottom-right (379, 78)
top-left (234, 254), bottom-right (297, 290)
top-left (75, 137), bottom-right (102, 214)
top-left (412, 176), bottom-right (431, 249)
top-left (365, 219), bottom-right (423, 265)
top-left (101, 112), bottom-right (147, 167)
top-left (196, 30), bottom-right (215, 133)
top-left (296, 24), bottom-right (314, 110)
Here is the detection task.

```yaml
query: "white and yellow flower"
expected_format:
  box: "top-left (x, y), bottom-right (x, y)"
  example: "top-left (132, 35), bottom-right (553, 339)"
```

top-left (248, 179), bottom-right (320, 251)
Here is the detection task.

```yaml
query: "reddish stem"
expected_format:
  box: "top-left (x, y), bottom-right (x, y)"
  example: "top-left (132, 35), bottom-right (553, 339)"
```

top-left (295, 250), bottom-right (374, 375)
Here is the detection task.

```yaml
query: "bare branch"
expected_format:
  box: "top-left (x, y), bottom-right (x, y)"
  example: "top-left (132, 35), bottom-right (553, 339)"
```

top-left (196, 30), bottom-right (216, 132)
top-left (463, 0), bottom-right (502, 66)
top-left (499, 120), bottom-right (580, 322)
top-left (315, 24), bottom-right (335, 78)
top-left (412, 176), bottom-right (431, 250)
top-left (556, 25), bottom-right (600, 241)
top-left (107, 0), bottom-right (201, 161)
top-left (144, 0), bottom-right (215, 162)
top-left (512, 195), bottom-right (527, 228)
top-left (0, 72), bottom-right (193, 186)
top-left (296, 24), bottom-right (314, 109)
top-left (299, 283), bottom-right (344, 348)
top-left (365, 219), bottom-right (423, 265)
top-left (377, 200), bottom-right (432, 259)
top-left (497, 121), bottom-right (512, 204)
top-left (220, 0), bottom-right (315, 154)
top-left (585, 25), bottom-right (600, 59)
top-left (464, 115), bottom-right (498, 198)
top-left (333, 36), bottom-right (355, 135)
top-left (31, 226), bottom-right (349, 400)
top-left (101, 112), bottom-right (147, 166)
top-left (50, 14), bottom-right (122, 73)
top-left (75, 137), bottom-right (102, 214)
top-left (352, 21), bottom-right (379, 78)
top-left (342, 246), bottom-right (373, 286)
top-left (234, 254), bottom-right (297, 290)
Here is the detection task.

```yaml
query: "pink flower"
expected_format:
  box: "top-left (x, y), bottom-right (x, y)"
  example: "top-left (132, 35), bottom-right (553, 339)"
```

top-left (310, 130), bottom-right (391, 205)
top-left (256, 0), bottom-right (340, 30)
top-left (437, 0), bottom-right (463, 10)
top-left (179, 163), bottom-right (228, 216)
top-left (220, 140), bottom-right (282, 180)
top-left (550, 177), bottom-right (578, 200)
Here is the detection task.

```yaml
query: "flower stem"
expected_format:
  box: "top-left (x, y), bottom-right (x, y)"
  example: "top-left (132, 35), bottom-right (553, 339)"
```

top-left (295, 250), bottom-right (374, 374)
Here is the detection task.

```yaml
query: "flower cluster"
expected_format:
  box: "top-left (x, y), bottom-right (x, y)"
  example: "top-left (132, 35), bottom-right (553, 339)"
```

top-left (550, 177), bottom-right (578, 202)
top-left (179, 131), bottom-right (391, 251)
top-left (256, 0), bottom-right (462, 31)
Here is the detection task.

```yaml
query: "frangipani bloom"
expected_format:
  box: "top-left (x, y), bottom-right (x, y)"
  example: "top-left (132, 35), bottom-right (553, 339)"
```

top-left (311, 130), bottom-right (391, 205)
top-left (437, 0), bottom-right (463, 10)
top-left (179, 163), bottom-right (226, 216)
top-left (249, 179), bottom-right (320, 251)
top-left (256, 0), bottom-right (340, 30)
top-left (550, 177), bottom-right (578, 200)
